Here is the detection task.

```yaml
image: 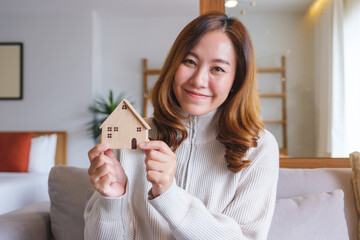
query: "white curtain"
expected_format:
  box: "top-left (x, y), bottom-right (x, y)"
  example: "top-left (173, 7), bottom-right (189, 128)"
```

top-left (314, 0), bottom-right (360, 157)
top-left (343, 0), bottom-right (360, 155)
top-left (314, 0), bottom-right (345, 157)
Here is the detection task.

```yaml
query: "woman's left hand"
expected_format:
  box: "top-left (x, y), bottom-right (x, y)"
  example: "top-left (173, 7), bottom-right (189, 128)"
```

top-left (139, 141), bottom-right (177, 198)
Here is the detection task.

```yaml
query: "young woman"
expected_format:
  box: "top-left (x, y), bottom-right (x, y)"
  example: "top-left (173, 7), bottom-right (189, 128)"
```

top-left (85, 12), bottom-right (279, 240)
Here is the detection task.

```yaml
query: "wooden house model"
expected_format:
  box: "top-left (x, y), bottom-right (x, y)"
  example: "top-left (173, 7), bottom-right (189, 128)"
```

top-left (100, 99), bottom-right (151, 149)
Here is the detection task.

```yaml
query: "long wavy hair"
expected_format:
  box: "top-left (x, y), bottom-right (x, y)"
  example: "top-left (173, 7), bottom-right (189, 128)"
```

top-left (151, 12), bottom-right (264, 173)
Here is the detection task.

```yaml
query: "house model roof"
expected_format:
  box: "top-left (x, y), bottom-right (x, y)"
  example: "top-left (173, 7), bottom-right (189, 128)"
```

top-left (99, 99), bottom-right (151, 130)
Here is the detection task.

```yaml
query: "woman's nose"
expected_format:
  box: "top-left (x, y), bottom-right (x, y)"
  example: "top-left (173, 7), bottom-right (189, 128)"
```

top-left (190, 68), bottom-right (208, 88)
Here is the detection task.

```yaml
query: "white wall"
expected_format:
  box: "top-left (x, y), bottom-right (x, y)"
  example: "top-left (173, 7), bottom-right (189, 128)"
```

top-left (0, 10), bottom-right (96, 167)
top-left (97, 13), bottom-right (194, 113)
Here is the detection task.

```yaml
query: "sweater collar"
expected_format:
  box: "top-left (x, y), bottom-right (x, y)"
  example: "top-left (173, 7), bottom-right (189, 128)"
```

top-left (179, 108), bottom-right (219, 144)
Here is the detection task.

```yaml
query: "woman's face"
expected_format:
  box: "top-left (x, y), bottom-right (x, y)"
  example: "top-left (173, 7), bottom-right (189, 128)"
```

top-left (173, 30), bottom-right (237, 116)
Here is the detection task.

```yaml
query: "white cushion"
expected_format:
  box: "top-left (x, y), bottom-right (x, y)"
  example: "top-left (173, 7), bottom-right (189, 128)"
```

top-left (268, 190), bottom-right (349, 240)
top-left (28, 134), bottom-right (57, 173)
top-left (277, 168), bottom-right (357, 240)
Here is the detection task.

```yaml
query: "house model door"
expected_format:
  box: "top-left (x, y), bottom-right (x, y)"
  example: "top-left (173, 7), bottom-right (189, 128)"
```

top-left (132, 138), bottom-right (137, 149)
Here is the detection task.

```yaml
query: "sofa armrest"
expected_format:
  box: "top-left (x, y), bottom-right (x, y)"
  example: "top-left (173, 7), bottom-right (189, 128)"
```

top-left (0, 201), bottom-right (51, 240)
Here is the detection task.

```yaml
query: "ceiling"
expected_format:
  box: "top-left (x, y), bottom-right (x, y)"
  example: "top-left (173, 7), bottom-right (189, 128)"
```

top-left (226, 0), bottom-right (315, 16)
top-left (0, 0), bottom-right (315, 16)
top-left (0, 0), bottom-right (197, 16)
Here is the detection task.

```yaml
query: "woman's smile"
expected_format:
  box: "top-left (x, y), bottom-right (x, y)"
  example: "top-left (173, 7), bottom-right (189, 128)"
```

top-left (184, 89), bottom-right (210, 99)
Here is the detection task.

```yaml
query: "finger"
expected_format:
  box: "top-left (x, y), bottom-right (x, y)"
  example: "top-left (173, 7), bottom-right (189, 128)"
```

top-left (145, 159), bottom-right (166, 172)
top-left (142, 149), bottom-right (151, 155)
top-left (88, 144), bottom-right (110, 162)
top-left (139, 141), bottom-right (175, 156)
top-left (90, 163), bottom-right (115, 184)
top-left (88, 157), bottom-right (103, 176)
top-left (89, 155), bottom-right (114, 170)
top-left (104, 149), bottom-right (119, 165)
top-left (94, 174), bottom-right (113, 195)
top-left (99, 173), bottom-right (117, 186)
top-left (146, 170), bottom-right (163, 184)
top-left (88, 154), bottom-right (114, 175)
top-left (104, 149), bottom-right (115, 159)
top-left (144, 149), bottom-right (170, 163)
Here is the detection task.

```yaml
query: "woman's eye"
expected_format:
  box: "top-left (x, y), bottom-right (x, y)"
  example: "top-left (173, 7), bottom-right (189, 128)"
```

top-left (213, 66), bottom-right (225, 72)
top-left (183, 59), bottom-right (196, 66)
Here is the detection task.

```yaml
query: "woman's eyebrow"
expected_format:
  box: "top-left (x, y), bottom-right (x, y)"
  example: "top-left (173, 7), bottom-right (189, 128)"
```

top-left (212, 58), bottom-right (230, 65)
top-left (188, 51), bottom-right (199, 60)
top-left (188, 52), bottom-right (230, 65)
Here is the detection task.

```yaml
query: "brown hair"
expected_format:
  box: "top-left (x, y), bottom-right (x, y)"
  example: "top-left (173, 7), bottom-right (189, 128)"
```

top-left (150, 12), bottom-right (264, 173)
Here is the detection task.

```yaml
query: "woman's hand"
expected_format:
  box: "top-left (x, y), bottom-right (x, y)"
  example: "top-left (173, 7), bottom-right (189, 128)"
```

top-left (88, 144), bottom-right (127, 197)
top-left (139, 141), bottom-right (177, 198)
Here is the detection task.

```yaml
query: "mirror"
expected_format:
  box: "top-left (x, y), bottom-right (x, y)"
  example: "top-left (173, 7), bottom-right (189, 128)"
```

top-left (226, 0), bottom-right (326, 158)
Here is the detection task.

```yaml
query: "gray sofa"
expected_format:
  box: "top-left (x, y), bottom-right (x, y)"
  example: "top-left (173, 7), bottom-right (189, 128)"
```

top-left (0, 165), bottom-right (357, 240)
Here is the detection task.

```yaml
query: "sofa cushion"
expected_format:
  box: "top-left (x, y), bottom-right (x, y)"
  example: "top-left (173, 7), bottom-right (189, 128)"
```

top-left (48, 166), bottom-right (357, 240)
top-left (350, 151), bottom-right (360, 240)
top-left (277, 168), bottom-right (357, 240)
top-left (268, 189), bottom-right (349, 240)
top-left (48, 165), bottom-right (93, 240)
top-left (0, 202), bottom-right (51, 240)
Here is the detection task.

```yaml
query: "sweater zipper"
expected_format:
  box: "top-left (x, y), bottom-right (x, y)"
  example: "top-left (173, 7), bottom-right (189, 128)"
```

top-left (183, 115), bottom-right (196, 190)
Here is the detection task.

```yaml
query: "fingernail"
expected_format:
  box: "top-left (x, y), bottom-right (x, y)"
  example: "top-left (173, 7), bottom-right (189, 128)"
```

top-left (139, 142), bottom-right (146, 148)
top-left (102, 144), bottom-right (109, 148)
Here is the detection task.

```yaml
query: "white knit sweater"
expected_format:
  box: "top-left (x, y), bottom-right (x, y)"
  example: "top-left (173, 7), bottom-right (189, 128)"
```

top-left (84, 109), bottom-right (279, 240)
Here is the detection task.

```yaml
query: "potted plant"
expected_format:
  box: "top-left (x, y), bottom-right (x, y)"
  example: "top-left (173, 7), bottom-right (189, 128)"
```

top-left (88, 90), bottom-right (133, 144)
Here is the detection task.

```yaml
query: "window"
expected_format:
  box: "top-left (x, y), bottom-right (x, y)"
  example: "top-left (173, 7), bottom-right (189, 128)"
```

top-left (137, 127), bottom-right (141, 132)
top-left (343, 0), bottom-right (360, 155)
top-left (107, 133), bottom-right (112, 138)
top-left (114, 127), bottom-right (118, 132)
top-left (122, 104), bottom-right (127, 110)
top-left (108, 127), bottom-right (112, 131)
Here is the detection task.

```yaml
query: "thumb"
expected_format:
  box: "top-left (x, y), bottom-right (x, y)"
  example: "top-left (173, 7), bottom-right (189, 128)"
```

top-left (104, 149), bottom-right (115, 159)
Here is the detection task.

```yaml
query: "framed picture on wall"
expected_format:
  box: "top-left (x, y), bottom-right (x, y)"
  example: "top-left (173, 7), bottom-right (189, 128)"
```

top-left (0, 42), bottom-right (23, 100)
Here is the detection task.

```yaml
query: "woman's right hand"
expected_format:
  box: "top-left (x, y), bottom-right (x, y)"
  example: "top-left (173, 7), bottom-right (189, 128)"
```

top-left (88, 144), bottom-right (127, 197)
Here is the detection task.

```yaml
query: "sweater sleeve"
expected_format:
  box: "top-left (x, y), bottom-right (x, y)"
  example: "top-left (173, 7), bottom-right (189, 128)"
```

top-left (84, 188), bottom-right (132, 240)
top-left (149, 133), bottom-right (279, 240)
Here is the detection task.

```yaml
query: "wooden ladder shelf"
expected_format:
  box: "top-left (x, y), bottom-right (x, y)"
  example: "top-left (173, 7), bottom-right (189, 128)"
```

top-left (257, 56), bottom-right (287, 157)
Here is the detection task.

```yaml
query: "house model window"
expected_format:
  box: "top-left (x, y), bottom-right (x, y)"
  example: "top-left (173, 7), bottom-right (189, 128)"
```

top-left (99, 99), bottom-right (151, 149)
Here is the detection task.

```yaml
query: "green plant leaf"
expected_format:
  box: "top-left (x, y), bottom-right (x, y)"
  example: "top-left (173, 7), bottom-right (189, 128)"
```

top-left (87, 90), bottom-right (135, 143)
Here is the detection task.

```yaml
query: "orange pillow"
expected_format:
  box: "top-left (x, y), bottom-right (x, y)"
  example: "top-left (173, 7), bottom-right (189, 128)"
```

top-left (0, 132), bottom-right (33, 172)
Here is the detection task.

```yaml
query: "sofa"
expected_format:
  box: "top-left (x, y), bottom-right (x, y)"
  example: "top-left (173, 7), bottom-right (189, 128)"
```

top-left (0, 152), bottom-right (359, 240)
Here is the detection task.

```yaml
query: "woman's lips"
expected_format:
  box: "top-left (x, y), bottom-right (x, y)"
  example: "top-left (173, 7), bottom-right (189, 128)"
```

top-left (185, 89), bottom-right (209, 98)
